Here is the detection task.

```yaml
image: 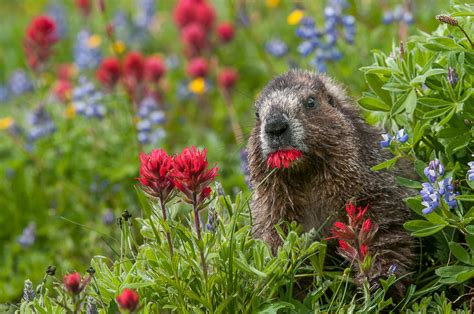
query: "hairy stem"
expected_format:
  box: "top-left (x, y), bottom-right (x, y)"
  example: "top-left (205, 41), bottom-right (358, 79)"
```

top-left (159, 197), bottom-right (174, 256)
top-left (192, 193), bottom-right (208, 282)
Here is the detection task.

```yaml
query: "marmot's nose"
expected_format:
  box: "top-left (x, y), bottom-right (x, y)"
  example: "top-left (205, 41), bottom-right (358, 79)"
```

top-left (265, 117), bottom-right (289, 137)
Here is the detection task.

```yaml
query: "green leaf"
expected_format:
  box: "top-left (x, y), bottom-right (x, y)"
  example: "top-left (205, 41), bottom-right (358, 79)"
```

top-left (404, 220), bottom-right (447, 237)
top-left (422, 107), bottom-right (452, 119)
top-left (371, 156), bottom-right (399, 171)
top-left (448, 242), bottom-right (472, 265)
top-left (396, 176), bottom-right (422, 189)
top-left (456, 195), bottom-right (474, 202)
top-left (358, 97), bottom-right (390, 112)
top-left (423, 68), bottom-right (447, 77)
top-left (365, 73), bottom-right (392, 105)
top-left (456, 269), bottom-right (474, 283)
top-left (436, 265), bottom-right (474, 279)
top-left (403, 89), bottom-right (418, 115)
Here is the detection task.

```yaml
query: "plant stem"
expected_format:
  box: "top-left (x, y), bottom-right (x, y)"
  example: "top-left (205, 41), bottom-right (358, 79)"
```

top-left (222, 89), bottom-right (244, 145)
top-left (192, 193), bottom-right (208, 282)
top-left (456, 24), bottom-right (474, 49)
top-left (159, 198), bottom-right (174, 256)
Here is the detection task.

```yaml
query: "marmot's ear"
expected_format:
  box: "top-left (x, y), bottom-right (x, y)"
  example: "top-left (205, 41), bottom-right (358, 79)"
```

top-left (327, 93), bottom-right (337, 107)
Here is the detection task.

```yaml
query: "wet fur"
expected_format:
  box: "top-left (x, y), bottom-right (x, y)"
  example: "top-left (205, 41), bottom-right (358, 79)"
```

top-left (247, 69), bottom-right (415, 295)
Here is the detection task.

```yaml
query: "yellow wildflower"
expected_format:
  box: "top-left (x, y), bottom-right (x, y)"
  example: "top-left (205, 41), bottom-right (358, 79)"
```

top-left (0, 117), bottom-right (14, 130)
top-left (65, 104), bottom-right (76, 119)
top-left (287, 10), bottom-right (304, 25)
top-left (87, 35), bottom-right (102, 48)
top-left (266, 0), bottom-right (280, 8)
top-left (111, 41), bottom-right (126, 54)
top-left (188, 78), bottom-right (206, 95)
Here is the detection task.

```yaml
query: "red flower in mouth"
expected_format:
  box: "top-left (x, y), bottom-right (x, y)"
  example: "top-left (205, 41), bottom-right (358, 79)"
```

top-left (266, 149), bottom-right (302, 169)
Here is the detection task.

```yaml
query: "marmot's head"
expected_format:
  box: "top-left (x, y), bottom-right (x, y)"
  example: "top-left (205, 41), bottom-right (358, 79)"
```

top-left (249, 69), bottom-right (362, 174)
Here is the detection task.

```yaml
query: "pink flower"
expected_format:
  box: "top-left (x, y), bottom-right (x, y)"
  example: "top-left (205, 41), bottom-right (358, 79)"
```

top-left (144, 56), bottom-right (166, 83)
top-left (123, 52), bottom-right (145, 100)
top-left (359, 244), bottom-right (368, 259)
top-left (217, 68), bottom-right (238, 91)
top-left (345, 202), bottom-right (368, 226)
top-left (182, 23), bottom-right (207, 50)
top-left (217, 22), bottom-right (235, 43)
top-left (24, 16), bottom-right (58, 70)
top-left (171, 146), bottom-right (218, 205)
top-left (186, 58), bottom-right (209, 78)
top-left (96, 57), bottom-right (121, 90)
top-left (266, 149), bottom-right (302, 169)
top-left (138, 149), bottom-right (175, 202)
top-left (52, 80), bottom-right (72, 102)
top-left (116, 288), bottom-right (139, 312)
top-left (173, 0), bottom-right (215, 31)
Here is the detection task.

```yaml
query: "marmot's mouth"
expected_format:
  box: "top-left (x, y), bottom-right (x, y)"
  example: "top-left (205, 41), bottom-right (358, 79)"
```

top-left (267, 149), bottom-right (303, 169)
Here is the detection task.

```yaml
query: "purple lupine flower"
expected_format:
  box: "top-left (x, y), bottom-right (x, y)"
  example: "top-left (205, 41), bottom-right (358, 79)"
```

top-left (396, 128), bottom-right (409, 143)
top-left (9, 70), bottom-right (34, 96)
top-left (47, 4), bottom-right (68, 39)
top-left (0, 84), bottom-right (10, 103)
top-left (297, 41), bottom-right (315, 57)
top-left (468, 161), bottom-right (474, 181)
top-left (26, 106), bottom-right (56, 142)
top-left (134, 0), bottom-right (155, 29)
top-left (420, 183), bottom-right (439, 214)
top-left (74, 30), bottom-right (102, 70)
top-left (382, 11), bottom-right (394, 24)
top-left (136, 96), bottom-right (166, 145)
top-left (102, 209), bottom-right (115, 225)
top-left (438, 177), bottom-right (458, 209)
top-left (72, 77), bottom-right (106, 119)
top-left (379, 133), bottom-right (392, 148)
top-left (403, 11), bottom-right (414, 25)
top-left (17, 223), bottom-right (36, 248)
top-left (424, 159), bottom-right (444, 183)
top-left (447, 67), bottom-right (459, 87)
top-left (388, 264), bottom-right (397, 275)
top-left (265, 39), bottom-right (288, 57)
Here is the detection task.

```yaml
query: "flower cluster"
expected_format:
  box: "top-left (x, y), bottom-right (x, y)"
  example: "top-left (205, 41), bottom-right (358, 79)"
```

top-left (8, 70), bottom-right (34, 96)
top-left (17, 222), bottom-right (36, 248)
top-left (116, 288), bottom-right (140, 312)
top-left (379, 128), bottom-right (409, 148)
top-left (26, 106), bottom-right (56, 143)
top-left (328, 202), bottom-right (378, 266)
top-left (72, 77), bottom-right (105, 119)
top-left (74, 30), bottom-right (102, 70)
top-left (447, 67), bottom-right (459, 87)
top-left (136, 97), bottom-right (166, 145)
top-left (138, 146), bottom-right (218, 206)
top-left (173, 0), bottom-right (238, 95)
top-left (382, 5), bottom-right (414, 25)
top-left (24, 16), bottom-right (59, 71)
top-left (267, 149), bottom-right (302, 169)
top-left (111, 0), bottom-right (156, 45)
top-left (420, 159), bottom-right (458, 214)
top-left (265, 38), bottom-right (288, 58)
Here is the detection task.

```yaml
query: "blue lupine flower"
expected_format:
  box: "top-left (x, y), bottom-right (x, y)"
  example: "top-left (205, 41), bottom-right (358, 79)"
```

top-left (420, 183), bottom-right (439, 214)
top-left (393, 6), bottom-right (404, 22)
top-left (403, 11), bottom-right (414, 25)
top-left (72, 77), bottom-right (106, 119)
top-left (468, 161), bottom-right (474, 181)
top-left (47, 3), bottom-right (68, 38)
top-left (342, 15), bottom-right (355, 27)
top-left (74, 30), bottom-right (102, 70)
top-left (136, 96), bottom-right (166, 145)
top-left (0, 85), bottom-right (10, 103)
top-left (382, 11), bottom-right (394, 25)
top-left (102, 209), bottom-right (115, 225)
top-left (9, 70), bottom-right (34, 96)
top-left (396, 128), bottom-right (409, 143)
top-left (382, 6), bottom-right (415, 26)
top-left (134, 0), bottom-right (155, 29)
top-left (26, 107), bottom-right (56, 142)
top-left (17, 223), bottom-right (36, 248)
top-left (379, 133), bottom-right (392, 148)
top-left (447, 67), bottom-right (459, 87)
top-left (265, 39), bottom-right (288, 57)
top-left (388, 264), bottom-right (398, 275)
top-left (438, 177), bottom-right (458, 208)
top-left (297, 41), bottom-right (315, 57)
top-left (424, 159), bottom-right (444, 183)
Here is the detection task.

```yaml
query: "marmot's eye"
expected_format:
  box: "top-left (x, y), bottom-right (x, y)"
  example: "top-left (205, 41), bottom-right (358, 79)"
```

top-left (305, 96), bottom-right (317, 108)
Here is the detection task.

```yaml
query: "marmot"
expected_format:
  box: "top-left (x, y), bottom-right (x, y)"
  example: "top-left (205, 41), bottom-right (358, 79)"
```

top-left (247, 69), bottom-right (415, 294)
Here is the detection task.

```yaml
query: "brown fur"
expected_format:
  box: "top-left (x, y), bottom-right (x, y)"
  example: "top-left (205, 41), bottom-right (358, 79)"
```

top-left (247, 69), bottom-right (415, 296)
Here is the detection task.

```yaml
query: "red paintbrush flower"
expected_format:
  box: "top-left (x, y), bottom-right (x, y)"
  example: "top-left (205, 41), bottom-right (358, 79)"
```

top-left (52, 80), bottom-right (72, 102)
top-left (359, 244), bottom-right (368, 259)
top-left (123, 52), bottom-right (145, 101)
top-left (186, 57), bottom-right (209, 78)
top-left (96, 57), bottom-right (121, 90)
top-left (345, 202), bottom-right (368, 226)
top-left (116, 288), bottom-right (139, 312)
top-left (194, 1), bottom-right (215, 31)
top-left (327, 221), bottom-right (354, 241)
top-left (217, 68), bottom-right (238, 91)
top-left (173, 0), bottom-right (215, 31)
top-left (24, 16), bottom-right (58, 70)
top-left (144, 56), bottom-right (166, 83)
top-left (138, 149), bottom-right (175, 202)
top-left (267, 149), bottom-right (302, 169)
top-left (75, 0), bottom-right (92, 17)
top-left (337, 240), bottom-right (357, 260)
top-left (217, 22), bottom-right (235, 43)
top-left (182, 23), bottom-right (207, 50)
top-left (63, 272), bottom-right (90, 294)
top-left (171, 146), bottom-right (218, 205)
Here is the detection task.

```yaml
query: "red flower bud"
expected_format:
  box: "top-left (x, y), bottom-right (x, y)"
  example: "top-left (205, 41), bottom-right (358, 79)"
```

top-left (63, 272), bottom-right (82, 294)
top-left (96, 57), bottom-right (121, 90)
top-left (144, 56), bottom-right (166, 83)
top-left (361, 219), bottom-right (371, 233)
top-left (116, 288), bottom-right (139, 312)
top-left (186, 57), bottom-right (209, 78)
top-left (173, 0), bottom-right (196, 29)
top-left (218, 68), bottom-right (238, 91)
top-left (124, 52), bottom-right (145, 83)
top-left (182, 23), bottom-right (207, 50)
top-left (359, 243), bottom-right (368, 259)
top-left (98, 0), bottom-right (106, 13)
top-left (338, 240), bottom-right (357, 260)
top-left (217, 22), bottom-right (235, 42)
top-left (75, 0), bottom-right (92, 17)
top-left (195, 2), bottom-right (215, 31)
top-left (267, 149), bottom-right (302, 169)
